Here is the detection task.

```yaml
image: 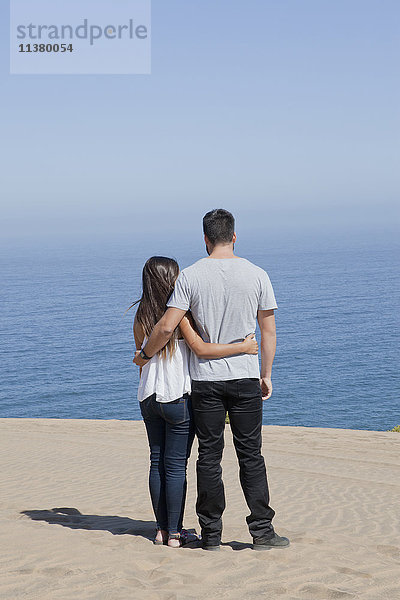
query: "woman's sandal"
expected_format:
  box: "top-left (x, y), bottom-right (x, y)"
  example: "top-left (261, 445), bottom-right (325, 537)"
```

top-left (167, 529), bottom-right (197, 548)
top-left (153, 529), bottom-right (168, 545)
top-left (167, 533), bottom-right (182, 548)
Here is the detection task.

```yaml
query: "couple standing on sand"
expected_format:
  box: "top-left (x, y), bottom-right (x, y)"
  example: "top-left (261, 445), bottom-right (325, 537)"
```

top-left (132, 209), bottom-right (289, 551)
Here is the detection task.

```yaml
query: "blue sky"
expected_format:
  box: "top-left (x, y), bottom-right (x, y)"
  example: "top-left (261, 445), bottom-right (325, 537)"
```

top-left (1, 0), bottom-right (399, 242)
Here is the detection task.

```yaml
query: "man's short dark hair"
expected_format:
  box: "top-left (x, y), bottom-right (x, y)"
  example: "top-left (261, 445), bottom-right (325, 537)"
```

top-left (203, 209), bottom-right (235, 245)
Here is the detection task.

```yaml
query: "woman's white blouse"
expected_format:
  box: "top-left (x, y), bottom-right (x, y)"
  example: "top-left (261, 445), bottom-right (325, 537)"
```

top-left (137, 338), bottom-right (191, 403)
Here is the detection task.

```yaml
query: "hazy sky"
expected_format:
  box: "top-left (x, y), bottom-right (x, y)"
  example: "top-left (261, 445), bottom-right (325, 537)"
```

top-left (1, 0), bottom-right (399, 242)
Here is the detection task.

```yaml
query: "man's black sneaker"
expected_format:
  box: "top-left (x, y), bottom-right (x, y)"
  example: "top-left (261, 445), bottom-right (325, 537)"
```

top-left (253, 534), bottom-right (290, 550)
top-left (200, 533), bottom-right (221, 551)
top-left (201, 543), bottom-right (221, 551)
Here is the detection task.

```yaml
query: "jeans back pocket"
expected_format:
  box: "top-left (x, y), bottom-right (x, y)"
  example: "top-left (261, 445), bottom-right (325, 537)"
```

top-left (160, 395), bottom-right (189, 425)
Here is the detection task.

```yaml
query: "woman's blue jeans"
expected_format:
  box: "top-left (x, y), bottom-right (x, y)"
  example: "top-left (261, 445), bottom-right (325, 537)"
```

top-left (140, 393), bottom-right (195, 535)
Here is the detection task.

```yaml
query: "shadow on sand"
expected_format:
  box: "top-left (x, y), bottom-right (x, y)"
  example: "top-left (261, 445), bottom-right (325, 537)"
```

top-left (21, 508), bottom-right (252, 550)
top-left (21, 507), bottom-right (155, 541)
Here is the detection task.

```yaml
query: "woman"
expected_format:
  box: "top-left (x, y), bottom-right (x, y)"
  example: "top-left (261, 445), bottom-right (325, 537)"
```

top-left (132, 256), bottom-right (258, 548)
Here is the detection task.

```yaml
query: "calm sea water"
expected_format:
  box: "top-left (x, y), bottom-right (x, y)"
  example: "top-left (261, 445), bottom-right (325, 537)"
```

top-left (1, 231), bottom-right (399, 430)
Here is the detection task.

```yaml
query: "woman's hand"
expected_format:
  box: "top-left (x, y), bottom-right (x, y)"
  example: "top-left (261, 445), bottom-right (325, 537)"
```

top-left (133, 350), bottom-right (149, 368)
top-left (241, 333), bottom-right (258, 355)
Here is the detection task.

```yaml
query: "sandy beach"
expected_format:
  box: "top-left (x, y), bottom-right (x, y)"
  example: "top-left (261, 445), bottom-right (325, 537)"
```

top-left (0, 418), bottom-right (399, 600)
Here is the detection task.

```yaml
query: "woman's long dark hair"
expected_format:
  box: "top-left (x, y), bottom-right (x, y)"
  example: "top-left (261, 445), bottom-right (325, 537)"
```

top-left (130, 256), bottom-right (180, 358)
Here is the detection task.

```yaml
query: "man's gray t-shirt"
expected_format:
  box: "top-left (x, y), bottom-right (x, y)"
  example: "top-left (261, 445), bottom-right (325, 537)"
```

top-left (167, 257), bottom-right (277, 381)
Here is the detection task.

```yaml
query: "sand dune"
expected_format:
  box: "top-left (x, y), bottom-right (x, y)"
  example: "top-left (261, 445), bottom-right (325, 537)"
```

top-left (0, 418), bottom-right (399, 599)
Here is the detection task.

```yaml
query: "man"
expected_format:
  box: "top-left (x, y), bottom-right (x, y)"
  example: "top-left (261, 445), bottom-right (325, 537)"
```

top-left (134, 209), bottom-right (289, 551)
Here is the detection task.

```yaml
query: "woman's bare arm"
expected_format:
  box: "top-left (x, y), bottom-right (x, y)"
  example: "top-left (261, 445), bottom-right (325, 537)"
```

top-left (179, 314), bottom-right (258, 359)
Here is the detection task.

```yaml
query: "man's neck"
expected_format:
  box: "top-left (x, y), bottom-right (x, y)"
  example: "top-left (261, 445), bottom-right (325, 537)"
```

top-left (208, 244), bottom-right (237, 259)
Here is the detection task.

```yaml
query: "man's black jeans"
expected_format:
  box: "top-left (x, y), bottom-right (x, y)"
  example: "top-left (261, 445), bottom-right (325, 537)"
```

top-left (191, 378), bottom-right (275, 545)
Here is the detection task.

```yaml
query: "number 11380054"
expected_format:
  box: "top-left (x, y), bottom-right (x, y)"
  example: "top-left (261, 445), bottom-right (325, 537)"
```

top-left (18, 43), bottom-right (73, 53)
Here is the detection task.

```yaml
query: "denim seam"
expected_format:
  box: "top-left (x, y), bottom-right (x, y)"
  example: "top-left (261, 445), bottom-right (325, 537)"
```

top-left (160, 397), bottom-right (187, 425)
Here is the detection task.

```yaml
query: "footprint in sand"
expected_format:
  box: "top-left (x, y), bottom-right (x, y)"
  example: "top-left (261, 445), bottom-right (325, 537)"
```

top-left (292, 536), bottom-right (324, 544)
top-left (14, 568), bottom-right (34, 575)
top-left (335, 566), bottom-right (372, 579)
top-left (297, 583), bottom-right (355, 599)
top-left (41, 567), bottom-right (76, 576)
top-left (376, 545), bottom-right (400, 561)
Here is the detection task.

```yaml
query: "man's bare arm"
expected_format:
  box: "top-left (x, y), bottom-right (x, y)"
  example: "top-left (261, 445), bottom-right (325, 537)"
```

top-left (133, 307), bottom-right (187, 366)
top-left (257, 309), bottom-right (276, 400)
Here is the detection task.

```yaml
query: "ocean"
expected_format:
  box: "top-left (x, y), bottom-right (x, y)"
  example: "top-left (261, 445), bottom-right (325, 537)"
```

top-left (1, 229), bottom-right (399, 430)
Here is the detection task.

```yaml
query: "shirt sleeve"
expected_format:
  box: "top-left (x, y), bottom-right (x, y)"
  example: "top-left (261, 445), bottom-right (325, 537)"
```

top-left (167, 271), bottom-right (191, 311)
top-left (258, 270), bottom-right (278, 310)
